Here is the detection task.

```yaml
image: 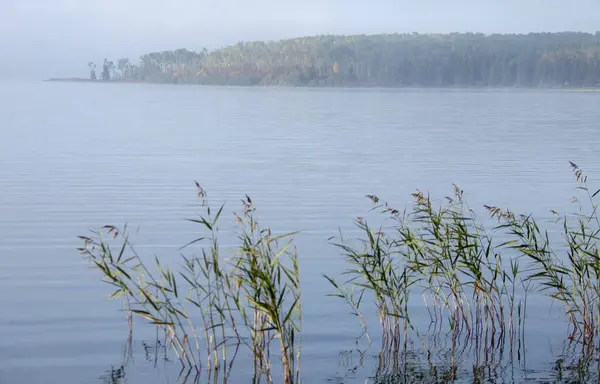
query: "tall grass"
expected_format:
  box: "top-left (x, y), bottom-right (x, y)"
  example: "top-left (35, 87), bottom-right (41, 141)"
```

top-left (488, 161), bottom-right (600, 343)
top-left (81, 162), bottom-right (600, 382)
top-left (79, 185), bottom-right (301, 383)
top-left (325, 162), bottom-right (600, 376)
top-left (324, 185), bottom-right (528, 376)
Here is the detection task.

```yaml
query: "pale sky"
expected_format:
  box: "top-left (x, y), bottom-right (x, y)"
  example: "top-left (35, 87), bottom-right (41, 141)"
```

top-left (1, 0), bottom-right (599, 78)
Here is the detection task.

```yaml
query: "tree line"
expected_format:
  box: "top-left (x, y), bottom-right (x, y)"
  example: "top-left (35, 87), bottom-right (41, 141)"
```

top-left (88, 32), bottom-right (600, 87)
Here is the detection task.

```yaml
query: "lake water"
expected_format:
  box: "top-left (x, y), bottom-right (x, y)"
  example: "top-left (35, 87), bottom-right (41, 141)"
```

top-left (1, 81), bottom-right (600, 383)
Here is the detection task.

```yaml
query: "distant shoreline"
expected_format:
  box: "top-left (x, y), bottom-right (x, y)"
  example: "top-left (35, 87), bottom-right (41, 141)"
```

top-left (45, 78), bottom-right (143, 84)
top-left (44, 78), bottom-right (600, 91)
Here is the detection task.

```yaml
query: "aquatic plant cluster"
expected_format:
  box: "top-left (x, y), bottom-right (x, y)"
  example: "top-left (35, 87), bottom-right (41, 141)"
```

top-left (79, 162), bottom-right (600, 383)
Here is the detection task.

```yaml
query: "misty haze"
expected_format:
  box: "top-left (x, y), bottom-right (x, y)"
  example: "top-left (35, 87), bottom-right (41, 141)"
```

top-left (2, 1), bottom-right (600, 383)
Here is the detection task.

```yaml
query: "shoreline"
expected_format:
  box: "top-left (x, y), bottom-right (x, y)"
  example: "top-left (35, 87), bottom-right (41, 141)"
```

top-left (44, 78), bottom-right (600, 91)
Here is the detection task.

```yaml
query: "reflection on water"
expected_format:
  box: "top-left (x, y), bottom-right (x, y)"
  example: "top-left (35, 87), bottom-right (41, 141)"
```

top-left (99, 336), bottom-right (132, 384)
top-left (98, 366), bottom-right (126, 384)
top-left (100, 330), bottom-right (600, 383)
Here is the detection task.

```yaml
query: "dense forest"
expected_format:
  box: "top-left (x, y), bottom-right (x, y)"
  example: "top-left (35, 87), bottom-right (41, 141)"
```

top-left (88, 32), bottom-right (600, 87)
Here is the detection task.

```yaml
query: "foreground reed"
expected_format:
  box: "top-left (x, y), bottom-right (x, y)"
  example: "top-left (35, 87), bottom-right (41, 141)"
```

top-left (325, 186), bottom-right (528, 377)
top-left (488, 161), bottom-right (600, 343)
top-left (79, 185), bottom-right (301, 383)
top-left (325, 162), bottom-right (600, 376)
top-left (81, 162), bottom-right (600, 382)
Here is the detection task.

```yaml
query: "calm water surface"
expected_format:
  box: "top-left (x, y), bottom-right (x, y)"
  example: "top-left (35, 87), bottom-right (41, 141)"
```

top-left (1, 82), bottom-right (600, 383)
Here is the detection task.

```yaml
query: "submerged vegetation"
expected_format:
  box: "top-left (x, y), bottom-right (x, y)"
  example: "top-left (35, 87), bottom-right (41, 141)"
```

top-left (80, 162), bottom-right (600, 382)
top-left (84, 32), bottom-right (600, 87)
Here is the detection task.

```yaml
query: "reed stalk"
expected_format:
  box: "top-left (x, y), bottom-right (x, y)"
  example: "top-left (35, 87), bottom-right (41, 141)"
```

top-left (82, 161), bottom-right (600, 382)
top-left (79, 186), bottom-right (301, 383)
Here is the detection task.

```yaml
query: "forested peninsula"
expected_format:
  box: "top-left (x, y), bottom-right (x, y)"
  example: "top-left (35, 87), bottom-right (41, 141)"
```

top-left (68, 32), bottom-right (600, 87)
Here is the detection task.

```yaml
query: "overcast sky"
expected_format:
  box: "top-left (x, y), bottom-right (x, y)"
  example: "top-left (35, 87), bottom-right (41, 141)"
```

top-left (2, 0), bottom-right (600, 79)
